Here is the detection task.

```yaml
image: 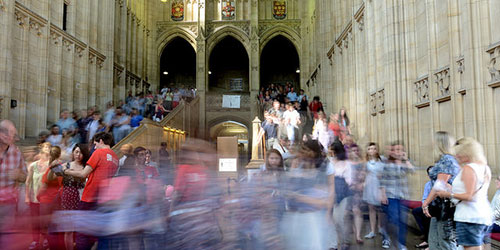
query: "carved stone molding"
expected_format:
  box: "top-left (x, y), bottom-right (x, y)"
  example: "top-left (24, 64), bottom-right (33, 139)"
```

top-left (434, 66), bottom-right (451, 102)
top-left (29, 18), bottom-right (44, 36)
top-left (354, 2), bottom-right (365, 31)
top-left (88, 53), bottom-right (96, 64)
top-left (456, 56), bottom-right (464, 74)
top-left (62, 38), bottom-right (73, 52)
top-left (96, 58), bottom-right (104, 69)
top-left (414, 76), bottom-right (430, 108)
top-left (15, 9), bottom-right (28, 28)
top-left (370, 91), bottom-right (377, 116)
top-left (50, 30), bottom-right (61, 45)
top-left (0, 0), bottom-right (6, 12)
top-left (205, 20), bottom-right (251, 37)
top-left (378, 88), bottom-right (385, 113)
top-left (486, 41), bottom-right (500, 88)
top-left (114, 63), bottom-right (124, 82)
top-left (258, 20), bottom-right (301, 37)
top-left (75, 44), bottom-right (85, 57)
top-left (117, 0), bottom-right (124, 8)
top-left (335, 21), bottom-right (352, 52)
top-left (157, 21), bottom-right (198, 37)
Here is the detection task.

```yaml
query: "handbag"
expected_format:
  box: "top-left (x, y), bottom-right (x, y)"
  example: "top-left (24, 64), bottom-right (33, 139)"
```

top-left (428, 197), bottom-right (455, 221)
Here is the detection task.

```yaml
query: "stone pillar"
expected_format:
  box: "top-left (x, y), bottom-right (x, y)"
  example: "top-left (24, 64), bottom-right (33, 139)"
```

top-left (26, 17), bottom-right (48, 137)
top-left (249, 0), bottom-right (259, 124)
top-left (88, 52), bottom-right (96, 107)
top-left (0, 0), bottom-right (14, 120)
top-left (61, 38), bottom-right (74, 113)
top-left (47, 30), bottom-right (63, 125)
top-left (195, 0), bottom-right (206, 138)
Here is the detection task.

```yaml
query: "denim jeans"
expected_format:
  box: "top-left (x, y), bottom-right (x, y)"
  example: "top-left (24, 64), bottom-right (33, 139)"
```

top-left (412, 206), bottom-right (430, 241)
top-left (428, 217), bottom-right (457, 249)
top-left (382, 198), bottom-right (407, 246)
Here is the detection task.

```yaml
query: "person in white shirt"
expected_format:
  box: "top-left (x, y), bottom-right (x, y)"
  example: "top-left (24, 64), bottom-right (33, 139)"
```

top-left (282, 103), bottom-right (301, 145)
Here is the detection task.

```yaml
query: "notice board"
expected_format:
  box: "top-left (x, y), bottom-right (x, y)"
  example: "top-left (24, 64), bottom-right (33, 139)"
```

top-left (217, 136), bottom-right (238, 172)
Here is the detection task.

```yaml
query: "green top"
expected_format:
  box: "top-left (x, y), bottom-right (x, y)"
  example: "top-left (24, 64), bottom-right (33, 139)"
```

top-left (28, 161), bottom-right (45, 203)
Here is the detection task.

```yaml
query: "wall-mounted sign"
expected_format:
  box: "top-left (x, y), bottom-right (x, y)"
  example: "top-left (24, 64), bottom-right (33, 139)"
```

top-left (219, 158), bottom-right (237, 172)
top-left (222, 95), bottom-right (240, 108)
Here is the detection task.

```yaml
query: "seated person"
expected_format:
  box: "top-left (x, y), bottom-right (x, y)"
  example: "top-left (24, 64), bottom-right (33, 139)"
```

top-left (491, 175), bottom-right (500, 233)
top-left (412, 166), bottom-right (433, 249)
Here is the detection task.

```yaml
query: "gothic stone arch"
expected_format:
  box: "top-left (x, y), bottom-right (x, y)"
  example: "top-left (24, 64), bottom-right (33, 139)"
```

top-left (206, 25), bottom-right (251, 57)
top-left (259, 25), bottom-right (301, 58)
top-left (157, 27), bottom-right (197, 57)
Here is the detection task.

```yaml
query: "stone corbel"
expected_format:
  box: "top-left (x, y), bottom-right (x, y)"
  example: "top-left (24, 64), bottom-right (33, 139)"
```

top-left (50, 30), bottom-right (61, 45)
top-left (75, 44), bottom-right (85, 58)
top-left (89, 53), bottom-right (96, 64)
top-left (118, 0), bottom-right (124, 8)
top-left (29, 18), bottom-right (44, 36)
top-left (97, 58), bottom-right (104, 68)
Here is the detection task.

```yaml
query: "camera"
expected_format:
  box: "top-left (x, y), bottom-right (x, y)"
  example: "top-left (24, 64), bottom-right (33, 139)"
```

top-left (51, 164), bottom-right (66, 176)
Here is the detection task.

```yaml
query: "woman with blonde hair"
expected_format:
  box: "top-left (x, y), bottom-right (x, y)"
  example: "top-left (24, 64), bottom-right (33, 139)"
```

top-left (422, 131), bottom-right (460, 249)
top-left (436, 137), bottom-right (492, 250)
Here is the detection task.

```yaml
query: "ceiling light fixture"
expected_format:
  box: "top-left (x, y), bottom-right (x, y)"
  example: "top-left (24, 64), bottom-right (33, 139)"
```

top-left (163, 71), bottom-right (168, 75)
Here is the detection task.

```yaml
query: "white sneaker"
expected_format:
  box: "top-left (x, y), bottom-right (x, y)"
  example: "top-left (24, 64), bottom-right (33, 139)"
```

top-left (364, 231), bottom-right (376, 239)
top-left (398, 243), bottom-right (407, 250)
top-left (382, 239), bottom-right (390, 249)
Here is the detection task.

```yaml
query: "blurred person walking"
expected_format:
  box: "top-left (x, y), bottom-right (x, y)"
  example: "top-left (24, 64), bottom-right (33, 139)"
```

top-left (0, 120), bottom-right (26, 246)
top-left (25, 142), bottom-right (51, 250)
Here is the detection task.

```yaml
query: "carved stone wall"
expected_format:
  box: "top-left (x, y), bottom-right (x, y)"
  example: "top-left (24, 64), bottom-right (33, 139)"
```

top-left (307, 0), bottom-right (500, 200)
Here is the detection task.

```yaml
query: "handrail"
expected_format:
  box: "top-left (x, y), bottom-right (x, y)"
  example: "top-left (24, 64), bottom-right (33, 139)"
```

top-left (112, 96), bottom-right (200, 160)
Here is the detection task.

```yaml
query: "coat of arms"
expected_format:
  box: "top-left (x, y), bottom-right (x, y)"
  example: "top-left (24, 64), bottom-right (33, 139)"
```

top-left (221, 0), bottom-right (235, 20)
top-left (171, 1), bottom-right (184, 21)
top-left (273, 1), bottom-right (287, 20)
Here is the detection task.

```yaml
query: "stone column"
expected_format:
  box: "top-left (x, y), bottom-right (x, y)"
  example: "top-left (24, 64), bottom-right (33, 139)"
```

top-left (47, 30), bottom-right (63, 125)
top-left (195, 0), bottom-right (206, 138)
top-left (88, 52), bottom-right (96, 107)
top-left (249, 0), bottom-right (259, 124)
top-left (0, 0), bottom-right (14, 120)
top-left (73, 44), bottom-right (88, 111)
top-left (26, 17), bottom-right (48, 137)
top-left (61, 38), bottom-right (74, 113)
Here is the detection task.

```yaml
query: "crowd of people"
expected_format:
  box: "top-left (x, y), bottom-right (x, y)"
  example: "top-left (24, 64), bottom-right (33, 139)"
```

top-left (40, 86), bottom-right (196, 154)
top-left (0, 82), bottom-right (497, 250)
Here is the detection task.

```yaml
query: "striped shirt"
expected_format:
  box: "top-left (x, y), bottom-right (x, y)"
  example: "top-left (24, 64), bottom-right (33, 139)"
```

top-left (0, 145), bottom-right (26, 203)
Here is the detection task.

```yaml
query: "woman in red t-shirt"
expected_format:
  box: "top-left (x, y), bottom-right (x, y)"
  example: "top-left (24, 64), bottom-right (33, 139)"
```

top-left (309, 96), bottom-right (324, 120)
top-left (37, 146), bottom-right (64, 249)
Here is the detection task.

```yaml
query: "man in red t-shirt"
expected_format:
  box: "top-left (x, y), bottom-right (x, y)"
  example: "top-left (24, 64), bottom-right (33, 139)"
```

top-left (63, 132), bottom-right (118, 250)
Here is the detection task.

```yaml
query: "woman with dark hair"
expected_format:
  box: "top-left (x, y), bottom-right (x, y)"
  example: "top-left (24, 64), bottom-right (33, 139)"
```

top-left (262, 149), bottom-right (284, 171)
top-left (339, 107), bottom-right (351, 136)
top-left (60, 143), bottom-right (88, 249)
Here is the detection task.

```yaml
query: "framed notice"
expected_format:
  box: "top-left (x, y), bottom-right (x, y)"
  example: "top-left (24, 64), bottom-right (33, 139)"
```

top-left (219, 158), bottom-right (237, 172)
top-left (222, 95), bottom-right (240, 108)
top-left (229, 78), bottom-right (243, 91)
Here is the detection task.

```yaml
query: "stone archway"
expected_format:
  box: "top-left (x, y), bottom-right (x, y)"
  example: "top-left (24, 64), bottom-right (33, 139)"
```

top-left (206, 25), bottom-right (250, 57)
top-left (259, 25), bottom-right (301, 56)
top-left (260, 34), bottom-right (300, 91)
top-left (157, 27), bottom-right (197, 56)
top-left (159, 37), bottom-right (197, 89)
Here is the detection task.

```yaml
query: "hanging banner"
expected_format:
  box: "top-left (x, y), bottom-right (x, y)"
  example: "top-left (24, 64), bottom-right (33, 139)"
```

top-left (273, 1), bottom-right (287, 20)
top-left (171, 1), bottom-right (184, 21)
top-left (221, 0), bottom-right (236, 20)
